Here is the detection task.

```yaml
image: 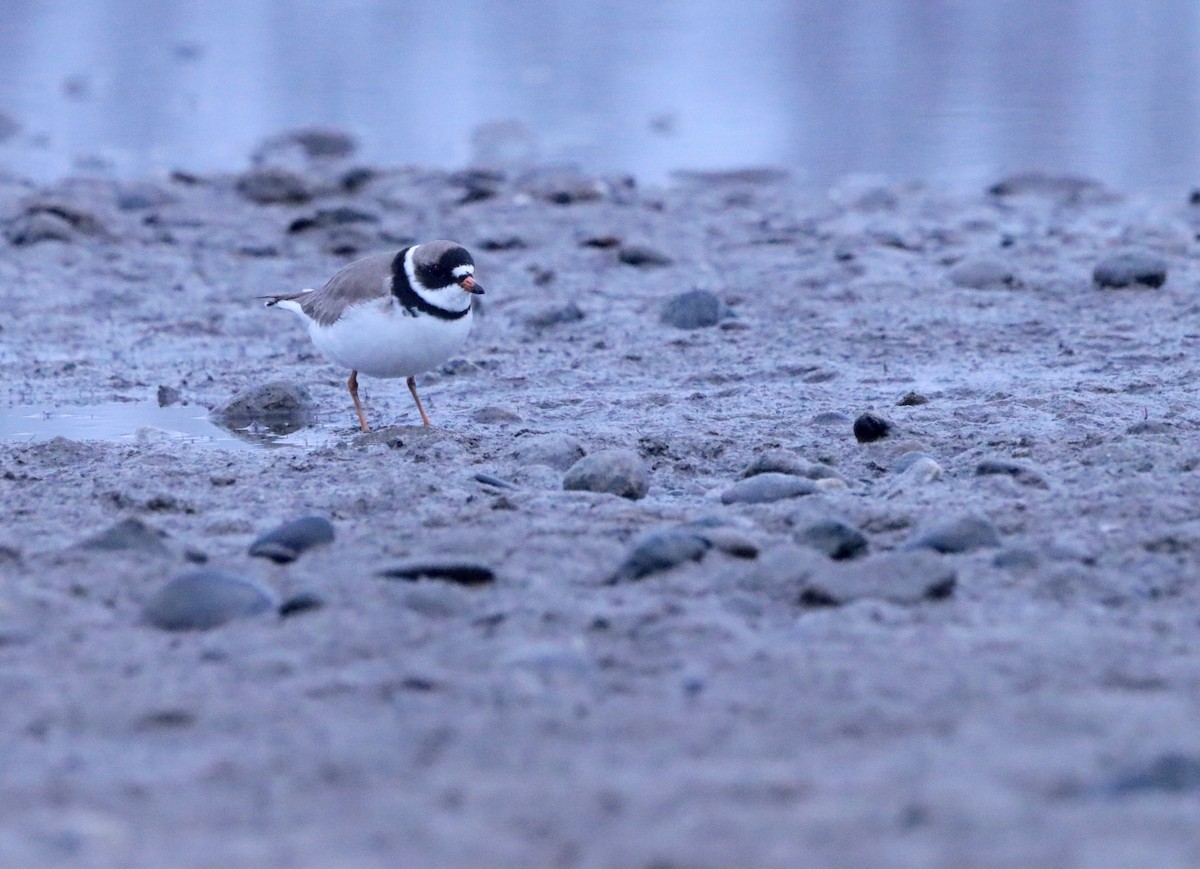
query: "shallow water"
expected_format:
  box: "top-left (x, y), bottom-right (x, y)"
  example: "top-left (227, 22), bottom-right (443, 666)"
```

top-left (0, 0), bottom-right (1198, 193)
top-left (0, 402), bottom-right (330, 450)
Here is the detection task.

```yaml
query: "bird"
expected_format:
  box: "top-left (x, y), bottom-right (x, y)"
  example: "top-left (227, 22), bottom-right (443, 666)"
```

top-left (263, 240), bottom-right (484, 431)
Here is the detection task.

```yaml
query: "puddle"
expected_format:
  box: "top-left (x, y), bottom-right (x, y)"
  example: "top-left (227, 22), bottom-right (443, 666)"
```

top-left (0, 403), bottom-right (332, 451)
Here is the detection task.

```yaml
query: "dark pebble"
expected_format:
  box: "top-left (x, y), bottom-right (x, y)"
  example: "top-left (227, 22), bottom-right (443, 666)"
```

top-left (379, 560), bottom-right (496, 586)
top-left (235, 168), bottom-right (312, 205)
top-left (1106, 753), bottom-right (1200, 796)
top-left (853, 412), bottom-right (894, 443)
top-left (795, 518), bottom-right (869, 560)
top-left (563, 450), bottom-right (650, 500)
top-left (907, 514), bottom-right (1001, 554)
top-left (976, 458), bottom-right (1049, 488)
top-left (512, 433), bottom-right (586, 471)
top-left (1093, 252), bottom-right (1167, 289)
top-left (248, 516), bottom-right (334, 564)
top-left (660, 289), bottom-right (721, 329)
top-left (987, 172), bottom-right (1108, 201)
top-left (210, 381), bottom-right (317, 433)
top-left (474, 473), bottom-right (517, 490)
top-left (720, 473), bottom-right (817, 505)
top-left (580, 235), bottom-right (621, 248)
top-left (287, 207), bottom-right (379, 233)
top-left (608, 527), bottom-right (711, 583)
top-left (897, 392), bottom-right (929, 406)
top-left (157, 385), bottom-right (182, 407)
top-left (618, 245), bottom-right (673, 267)
top-left (799, 550), bottom-right (956, 607)
top-left (278, 592), bottom-right (326, 618)
top-left (77, 517), bottom-right (171, 557)
top-left (525, 302), bottom-right (585, 329)
top-left (478, 236), bottom-right (526, 251)
top-left (143, 570), bottom-right (277, 631)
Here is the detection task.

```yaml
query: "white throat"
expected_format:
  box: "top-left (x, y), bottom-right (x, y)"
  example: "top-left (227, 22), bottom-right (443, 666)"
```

top-left (403, 246), bottom-right (472, 314)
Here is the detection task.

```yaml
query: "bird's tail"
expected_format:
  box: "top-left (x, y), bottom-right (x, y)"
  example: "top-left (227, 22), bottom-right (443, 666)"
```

top-left (259, 289), bottom-right (313, 308)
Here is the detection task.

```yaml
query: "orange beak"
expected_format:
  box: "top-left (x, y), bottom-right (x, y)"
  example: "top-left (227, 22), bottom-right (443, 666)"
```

top-left (459, 275), bottom-right (484, 295)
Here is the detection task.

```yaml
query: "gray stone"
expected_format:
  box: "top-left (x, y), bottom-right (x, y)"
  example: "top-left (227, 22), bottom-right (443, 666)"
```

top-left (77, 517), bottom-right (171, 557)
top-left (248, 516), bottom-right (334, 564)
top-left (897, 391), bottom-right (929, 406)
top-left (608, 527), bottom-right (711, 583)
top-left (908, 514), bottom-right (1001, 554)
top-left (378, 560), bottom-right (496, 586)
top-left (795, 518), bottom-right (869, 560)
top-left (210, 381), bottom-right (317, 433)
top-left (800, 550), bottom-right (957, 606)
top-left (660, 290), bottom-right (721, 329)
top-left (742, 449), bottom-right (837, 481)
top-left (143, 570), bottom-right (277, 631)
top-left (563, 450), bottom-right (650, 500)
top-left (278, 592), bottom-right (325, 618)
top-left (690, 525), bottom-right (760, 559)
top-left (235, 168), bottom-right (313, 205)
top-left (853, 412), bottom-right (893, 443)
top-left (618, 244), bottom-right (673, 267)
top-left (720, 473), bottom-right (817, 505)
top-left (1093, 252), bottom-right (1168, 289)
top-left (948, 258), bottom-right (1017, 289)
top-left (976, 458), bottom-right (1048, 488)
top-left (512, 433), bottom-right (586, 471)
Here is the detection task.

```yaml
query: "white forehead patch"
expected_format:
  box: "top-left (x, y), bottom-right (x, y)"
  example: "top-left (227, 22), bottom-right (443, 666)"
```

top-left (452, 264), bottom-right (474, 278)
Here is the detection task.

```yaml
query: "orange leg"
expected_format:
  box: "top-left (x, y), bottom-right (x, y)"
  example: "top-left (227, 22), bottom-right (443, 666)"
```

top-left (348, 370), bottom-right (370, 432)
top-left (407, 376), bottom-right (432, 426)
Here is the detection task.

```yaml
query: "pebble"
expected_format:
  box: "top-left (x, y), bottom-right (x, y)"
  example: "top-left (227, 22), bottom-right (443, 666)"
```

top-left (248, 516), bottom-right (334, 564)
top-left (1105, 753), bottom-right (1200, 796)
top-left (512, 433), bottom-right (586, 471)
top-left (521, 167), bottom-right (607, 205)
top-left (6, 210), bottom-right (77, 245)
top-left (660, 290), bottom-right (721, 329)
top-left (1092, 251), bottom-right (1167, 289)
top-left (947, 258), bottom-right (1017, 289)
top-left (77, 517), bottom-right (171, 557)
top-left (853, 412), bottom-right (894, 443)
top-left (618, 244), bottom-right (673, 267)
top-left (234, 168), bottom-right (313, 205)
top-left (799, 551), bottom-right (956, 607)
top-left (720, 473), bottom-right (818, 504)
top-left (608, 527), bottom-right (712, 583)
top-left (525, 302), bottom-right (585, 329)
top-left (563, 450), bottom-right (650, 500)
top-left (742, 449), bottom-right (837, 480)
top-left (156, 385), bottom-right (182, 407)
top-left (975, 458), bottom-right (1048, 488)
top-left (907, 514), bottom-right (1000, 554)
top-left (689, 524), bottom-right (760, 559)
top-left (210, 381), bottom-right (317, 432)
top-left (897, 391), bottom-right (929, 406)
top-left (795, 518), bottom-right (868, 560)
top-left (142, 570), bottom-right (277, 631)
top-left (987, 171), bottom-right (1108, 201)
top-left (885, 456), bottom-right (944, 493)
top-left (378, 560), bottom-right (496, 586)
top-left (278, 591), bottom-right (325, 618)
top-left (255, 126), bottom-right (358, 161)
top-left (286, 207), bottom-right (379, 234)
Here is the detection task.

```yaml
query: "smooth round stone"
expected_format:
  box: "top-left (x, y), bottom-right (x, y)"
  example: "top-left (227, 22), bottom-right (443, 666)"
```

top-left (975, 458), bottom-right (1048, 489)
top-left (248, 516), bottom-right (334, 564)
top-left (720, 473), bottom-right (818, 504)
top-left (234, 167), bottom-right (312, 205)
top-left (947, 258), bottom-right (1017, 289)
top-left (660, 289), bottom-right (721, 329)
top-left (77, 517), bottom-right (171, 557)
top-left (609, 527), bottom-right (712, 583)
top-left (907, 514), bottom-right (1001, 554)
top-left (210, 381), bottom-right (316, 432)
top-left (512, 433), bottom-right (587, 471)
top-left (742, 448), bottom-right (833, 480)
top-left (1092, 252), bottom-right (1167, 289)
top-left (795, 518), bottom-right (868, 560)
top-left (853, 412), bottom-right (893, 443)
top-left (618, 244), bottom-right (673, 267)
top-left (563, 450), bottom-right (650, 500)
top-left (143, 570), bottom-right (277, 631)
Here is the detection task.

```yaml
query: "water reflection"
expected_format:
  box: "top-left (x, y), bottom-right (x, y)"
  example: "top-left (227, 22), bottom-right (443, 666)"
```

top-left (0, 1), bottom-right (1197, 193)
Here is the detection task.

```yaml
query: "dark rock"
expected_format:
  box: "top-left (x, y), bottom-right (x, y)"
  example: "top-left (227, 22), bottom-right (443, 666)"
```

top-left (473, 473), bottom-right (516, 489)
top-left (77, 517), bottom-right (171, 557)
top-left (976, 458), bottom-right (1049, 488)
top-left (479, 236), bottom-right (526, 251)
top-left (1106, 753), bottom-right (1200, 796)
top-left (1093, 252), bottom-right (1167, 289)
top-left (379, 560), bottom-right (496, 586)
top-left (618, 245), bottom-right (673, 267)
top-left (608, 527), bottom-right (711, 583)
top-left (580, 235), bottom-right (621, 248)
top-left (512, 433), bottom-right (586, 471)
top-left (948, 258), bottom-right (1017, 289)
top-left (563, 450), bottom-right (650, 500)
top-left (854, 412), bottom-right (894, 443)
top-left (157, 385), bottom-right (181, 407)
top-left (143, 570), bottom-right (277, 631)
top-left (799, 551), bottom-right (956, 607)
top-left (660, 289), bottom-right (721, 329)
top-left (720, 473), bottom-right (818, 505)
top-left (796, 518), bottom-right (868, 560)
top-left (340, 167), bottom-right (376, 193)
top-left (210, 381), bottom-right (317, 433)
top-left (286, 207), bottom-right (379, 233)
top-left (525, 302), bottom-right (585, 329)
top-left (279, 592), bottom-right (325, 618)
top-left (908, 514), bottom-right (1001, 554)
top-left (235, 168), bottom-right (312, 205)
top-left (471, 406), bottom-right (522, 424)
top-left (248, 516), bottom-right (334, 564)
top-left (897, 391), bottom-right (929, 406)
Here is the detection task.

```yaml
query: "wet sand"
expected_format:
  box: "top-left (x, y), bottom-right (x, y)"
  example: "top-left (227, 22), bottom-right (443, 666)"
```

top-left (1, 154), bottom-right (1199, 866)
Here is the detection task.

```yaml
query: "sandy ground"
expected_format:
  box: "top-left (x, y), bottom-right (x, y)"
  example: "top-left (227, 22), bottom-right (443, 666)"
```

top-left (1, 150), bottom-right (1200, 867)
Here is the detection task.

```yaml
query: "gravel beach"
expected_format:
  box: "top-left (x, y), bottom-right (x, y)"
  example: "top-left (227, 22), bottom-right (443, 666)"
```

top-left (1, 150), bottom-right (1199, 866)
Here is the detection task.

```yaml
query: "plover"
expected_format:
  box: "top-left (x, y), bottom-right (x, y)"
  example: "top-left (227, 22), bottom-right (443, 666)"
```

top-left (264, 241), bottom-right (483, 431)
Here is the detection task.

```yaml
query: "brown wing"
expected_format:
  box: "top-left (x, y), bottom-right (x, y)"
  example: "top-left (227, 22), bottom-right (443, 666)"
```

top-left (299, 251), bottom-right (398, 327)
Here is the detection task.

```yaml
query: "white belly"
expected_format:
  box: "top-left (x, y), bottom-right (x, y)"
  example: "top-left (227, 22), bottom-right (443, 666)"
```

top-left (308, 299), bottom-right (473, 378)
